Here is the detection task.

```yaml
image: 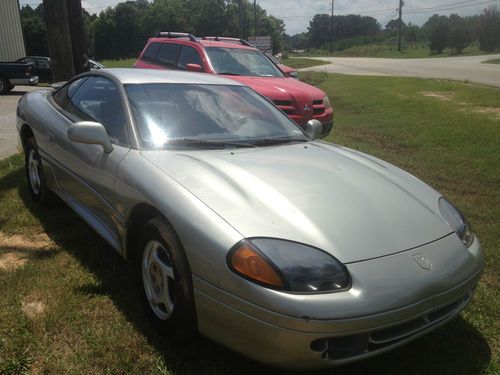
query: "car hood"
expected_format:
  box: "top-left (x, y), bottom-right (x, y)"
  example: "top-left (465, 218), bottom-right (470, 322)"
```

top-left (225, 76), bottom-right (325, 102)
top-left (142, 142), bottom-right (452, 263)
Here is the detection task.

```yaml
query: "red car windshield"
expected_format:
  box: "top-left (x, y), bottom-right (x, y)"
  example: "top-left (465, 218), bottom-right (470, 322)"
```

top-left (206, 47), bottom-right (284, 77)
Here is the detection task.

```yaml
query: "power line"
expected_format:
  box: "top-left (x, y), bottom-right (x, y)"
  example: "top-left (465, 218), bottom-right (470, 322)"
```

top-left (379, 11), bottom-right (399, 26)
top-left (278, 10), bottom-right (397, 21)
top-left (406, 0), bottom-right (497, 13)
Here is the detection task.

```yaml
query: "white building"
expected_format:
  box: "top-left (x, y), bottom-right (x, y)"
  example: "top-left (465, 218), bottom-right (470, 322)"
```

top-left (0, 0), bottom-right (26, 61)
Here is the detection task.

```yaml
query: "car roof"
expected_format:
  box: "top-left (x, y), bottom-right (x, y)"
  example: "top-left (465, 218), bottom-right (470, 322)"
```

top-left (98, 68), bottom-right (245, 86)
top-left (198, 40), bottom-right (256, 50)
top-left (148, 37), bottom-right (256, 50)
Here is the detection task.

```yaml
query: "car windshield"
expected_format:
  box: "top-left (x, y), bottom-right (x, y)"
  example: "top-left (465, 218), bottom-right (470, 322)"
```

top-left (126, 83), bottom-right (306, 149)
top-left (205, 47), bottom-right (284, 77)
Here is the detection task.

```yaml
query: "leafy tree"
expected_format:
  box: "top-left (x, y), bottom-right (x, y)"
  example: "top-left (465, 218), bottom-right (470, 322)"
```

top-left (478, 5), bottom-right (500, 52)
top-left (287, 33), bottom-right (309, 50)
top-left (308, 14), bottom-right (380, 50)
top-left (447, 14), bottom-right (474, 54)
top-left (425, 14), bottom-right (450, 54)
top-left (20, 5), bottom-right (49, 56)
top-left (385, 19), bottom-right (406, 32)
top-left (187, 0), bottom-right (226, 36)
top-left (307, 14), bottom-right (331, 48)
top-left (405, 23), bottom-right (423, 44)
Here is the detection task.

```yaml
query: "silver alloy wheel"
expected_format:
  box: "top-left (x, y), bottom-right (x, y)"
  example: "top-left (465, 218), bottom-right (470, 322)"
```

top-left (28, 148), bottom-right (41, 195)
top-left (142, 240), bottom-right (175, 320)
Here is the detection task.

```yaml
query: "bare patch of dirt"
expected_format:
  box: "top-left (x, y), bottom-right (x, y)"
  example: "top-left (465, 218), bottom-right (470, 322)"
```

top-left (0, 252), bottom-right (28, 270)
top-left (419, 91), bottom-right (455, 101)
top-left (473, 106), bottom-right (500, 119)
top-left (0, 233), bottom-right (56, 270)
top-left (21, 299), bottom-right (46, 318)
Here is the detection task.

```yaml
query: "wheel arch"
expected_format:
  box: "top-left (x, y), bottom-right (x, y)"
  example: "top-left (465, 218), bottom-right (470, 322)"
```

top-left (20, 124), bottom-right (34, 152)
top-left (125, 203), bottom-right (179, 261)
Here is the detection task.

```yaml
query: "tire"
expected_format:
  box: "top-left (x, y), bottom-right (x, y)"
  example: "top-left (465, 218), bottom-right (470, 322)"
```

top-left (7, 84), bottom-right (14, 92)
top-left (25, 136), bottom-right (52, 204)
top-left (138, 217), bottom-right (197, 339)
top-left (0, 77), bottom-right (8, 95)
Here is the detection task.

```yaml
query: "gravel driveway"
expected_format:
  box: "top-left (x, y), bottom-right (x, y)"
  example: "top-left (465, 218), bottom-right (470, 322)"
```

top-left (0, 86), bottom-right (41, 159)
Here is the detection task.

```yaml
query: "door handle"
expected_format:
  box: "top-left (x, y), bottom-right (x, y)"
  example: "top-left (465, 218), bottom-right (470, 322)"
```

top-left (47, 135), bottom-right (55, 144)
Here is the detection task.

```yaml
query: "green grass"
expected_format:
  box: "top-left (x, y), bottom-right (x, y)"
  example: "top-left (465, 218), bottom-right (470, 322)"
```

top-left (483, 58), bottom-right (500, 64)
top-left (294, 43), bottom-right (497, 59)
top-left (1, 74), bottom-right (499, 374)
top-left (281, 57), bottom-right (329, 69)
top-left (101, 58), bottom-right (136, 68)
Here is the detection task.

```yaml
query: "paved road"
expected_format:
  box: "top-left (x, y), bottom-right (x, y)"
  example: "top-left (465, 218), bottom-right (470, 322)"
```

top-left (301, 54), bottom-right (500, 87)
top-left (0, 86), bottom-right (41, 159)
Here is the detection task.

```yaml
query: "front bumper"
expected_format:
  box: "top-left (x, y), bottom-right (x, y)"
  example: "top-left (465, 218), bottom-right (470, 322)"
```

top-left (193, 236), bottom-right (484, 370)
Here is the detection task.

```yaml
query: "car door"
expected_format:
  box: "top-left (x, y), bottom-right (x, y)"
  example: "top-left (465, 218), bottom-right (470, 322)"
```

top-left (49, 76), bottom-right (131, 250)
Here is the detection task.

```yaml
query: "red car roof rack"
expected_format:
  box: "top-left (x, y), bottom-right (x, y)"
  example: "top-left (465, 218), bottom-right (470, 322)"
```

top-left (202, 36), bottom-right (253, 47)
top-left (155, 32), bottom-right (198, 43)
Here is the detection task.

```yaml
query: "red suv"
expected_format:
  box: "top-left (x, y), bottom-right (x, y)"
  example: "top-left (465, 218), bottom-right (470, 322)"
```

top-left (134, 32), bottom-right (334, 136)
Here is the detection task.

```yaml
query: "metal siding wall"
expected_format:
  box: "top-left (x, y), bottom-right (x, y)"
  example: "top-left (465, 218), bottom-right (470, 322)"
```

top-left (0, 0), bottom-right (26, 61)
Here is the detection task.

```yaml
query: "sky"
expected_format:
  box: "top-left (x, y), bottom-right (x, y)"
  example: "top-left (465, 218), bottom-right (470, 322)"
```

top-left (18, 0), bottom-right (500, 35)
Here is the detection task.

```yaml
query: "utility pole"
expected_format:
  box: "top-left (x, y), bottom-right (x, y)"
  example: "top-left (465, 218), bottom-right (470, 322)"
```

top-left (254, 0), bottom-right (258, 36)
top-left (330, 0), bottom-right (334, 54)
top-left (398, 0), bottom-right (404, 52)
top-left (238, 0), bottom-right (244, 39)
top-left (43, 0), bottom-right (88, 81)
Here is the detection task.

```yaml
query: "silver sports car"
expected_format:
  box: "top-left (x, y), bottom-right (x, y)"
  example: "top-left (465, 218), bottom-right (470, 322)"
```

top-left (17, 69), bottom-right (484, 370)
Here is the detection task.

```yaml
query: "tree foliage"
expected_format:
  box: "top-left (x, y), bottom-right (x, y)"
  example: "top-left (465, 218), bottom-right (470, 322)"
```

top-left (478, 5), bottom-right (500, 52)
top-left (424, 15), bottom-right (450, 54)
top-left (19, 0), bottom-right (285, 60)
top-left (447, 14), bottom-right (474, 54)
top-left (307, 14), bottom-right (380, 49)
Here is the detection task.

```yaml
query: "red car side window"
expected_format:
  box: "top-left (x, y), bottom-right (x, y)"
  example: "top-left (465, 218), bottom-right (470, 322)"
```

top-left (178, 46), bottom-right (204, 71)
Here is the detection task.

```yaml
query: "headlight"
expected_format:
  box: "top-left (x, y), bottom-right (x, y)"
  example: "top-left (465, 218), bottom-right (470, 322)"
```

top-left (322, 95), bottom-right (331, 109)
top-left (227, 238), bottom-right (350, 293)
top-left (438, 197), bottom-right (474, 247)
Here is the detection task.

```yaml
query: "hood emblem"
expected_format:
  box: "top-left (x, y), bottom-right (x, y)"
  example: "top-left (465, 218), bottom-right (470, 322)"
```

top-left (413, 253), bottom-right (432, 270)
top-left (304, 104), bottom-right (311, 112)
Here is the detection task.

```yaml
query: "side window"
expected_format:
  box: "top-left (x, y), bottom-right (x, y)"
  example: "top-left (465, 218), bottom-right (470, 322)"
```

top-left (66, 77), bottom-right (128, 145)
top-left (156, 43), bottom-right (181, 67)
top-left (52, 85), bottom-right (70, 109)
top-left (37, 58), bottom-right (50, 69)
top-left (178, 46), bottom-right (204, 70)
top-left (68, 77), bottom-right (87, 98)
top-left (52, 77), bottom-right (87, 110)
top-left (142, 42), bottom-right (161, 62)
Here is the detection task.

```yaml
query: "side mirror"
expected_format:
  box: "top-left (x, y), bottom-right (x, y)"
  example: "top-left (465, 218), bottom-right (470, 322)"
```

top-left (186, 63), bottom-right (203, 72)
top-left (288, 71), bottom-right (298, 79)
top-left (67, 121), bottom-right (113, 153)
top-left (305, 119), bottom-right (322, 140)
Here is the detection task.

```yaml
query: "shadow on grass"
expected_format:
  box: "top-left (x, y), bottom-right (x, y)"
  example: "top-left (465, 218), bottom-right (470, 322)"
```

top-left (0, 164), bottom-right (491, 375)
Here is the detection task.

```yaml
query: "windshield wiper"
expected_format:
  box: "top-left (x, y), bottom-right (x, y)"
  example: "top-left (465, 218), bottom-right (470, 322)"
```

top-left (218, 72), bottom-right (241, 76)
top-left (248, 137), bottom-right (307, 146)
top-left (165, 138), bottom-right (257, 149)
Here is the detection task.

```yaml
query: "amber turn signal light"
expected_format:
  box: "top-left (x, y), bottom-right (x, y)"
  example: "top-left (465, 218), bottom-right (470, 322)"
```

top-left (230, 243), bottom-right (284, 288)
